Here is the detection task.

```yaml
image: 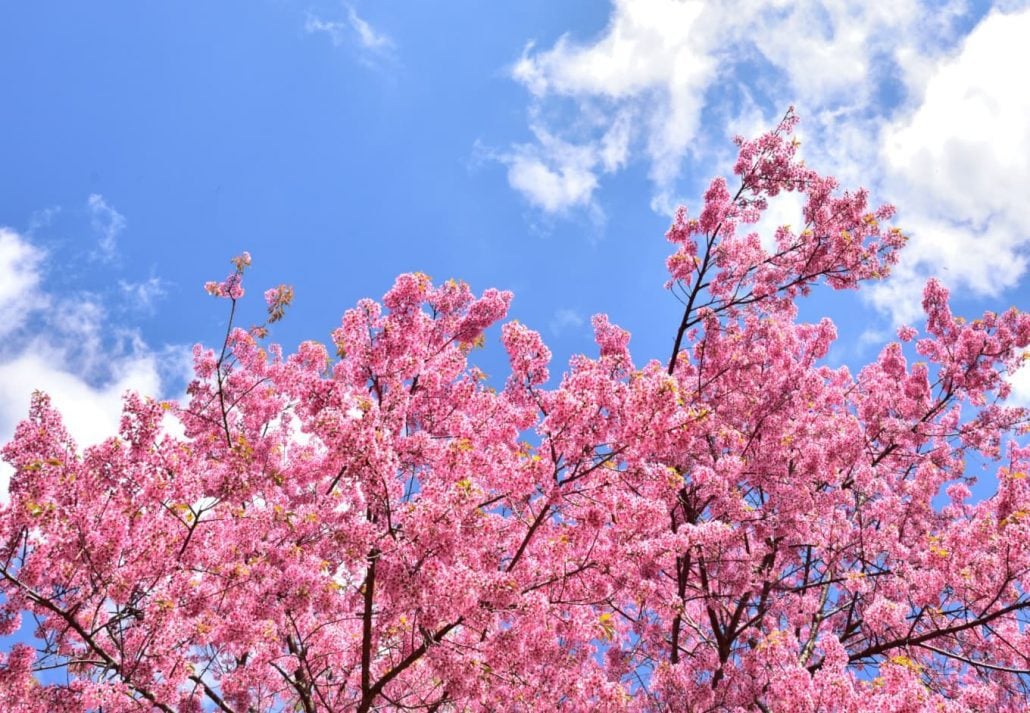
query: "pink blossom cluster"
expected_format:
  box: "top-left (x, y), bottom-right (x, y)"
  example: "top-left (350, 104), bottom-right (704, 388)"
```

top-left (2, 113), bottom-right (1029, 711)
top-left (204, 252), bottom-right (251, 300)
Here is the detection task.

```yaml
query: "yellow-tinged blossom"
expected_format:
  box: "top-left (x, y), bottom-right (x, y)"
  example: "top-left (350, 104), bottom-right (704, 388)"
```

top-left (887, 655), bottom-right (923, 673)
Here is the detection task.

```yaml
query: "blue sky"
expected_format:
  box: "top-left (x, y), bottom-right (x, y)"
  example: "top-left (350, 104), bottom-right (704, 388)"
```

top-left (1, 0), bottom-right (1029, 498)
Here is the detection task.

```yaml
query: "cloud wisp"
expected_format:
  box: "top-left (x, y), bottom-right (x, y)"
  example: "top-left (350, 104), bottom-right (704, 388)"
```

top-left (87, 193), bottom-right (126, 262)
top-left (549, 307), bottom-right (586, 337)
top-left (119, 276), bottom-right (168, 314)
top-left (305, 4), bottom-right (395, 66)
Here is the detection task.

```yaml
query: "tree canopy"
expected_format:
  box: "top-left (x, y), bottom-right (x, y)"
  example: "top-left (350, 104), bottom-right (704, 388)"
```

top-left (2, 110), bottom-right (1029, 712)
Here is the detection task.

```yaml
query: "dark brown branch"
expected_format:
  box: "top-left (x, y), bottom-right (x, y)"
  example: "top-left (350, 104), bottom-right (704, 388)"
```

top-left (356, 620), bottom-right (463, 713)
top-left (916, 643), bottom-right (1030, 675)
top-left (506, 504), bottom-right (553, 572)
top-left (829, 599), bottom-right (1030, 671)
top-left (0, 566), bottom-right (177, 712)
top-left (360, 548), bottom-right (380, 699)
top-left (187, 674), bottom-right (236, 713)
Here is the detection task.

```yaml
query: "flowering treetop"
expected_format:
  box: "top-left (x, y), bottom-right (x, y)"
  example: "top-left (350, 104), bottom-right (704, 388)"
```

top-left (2, 109), bottom-right (1029, 712)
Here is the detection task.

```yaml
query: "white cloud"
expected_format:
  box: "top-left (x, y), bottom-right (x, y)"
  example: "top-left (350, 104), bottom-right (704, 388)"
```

top-left (747, 189), bottom-right (807, 254)
top-left (345, 5), bottom-right (391, 50)
top-left (119, 276), bottom-right (167, 314)
top-left (740, 2), bottom-right (922, 104)
top-left (0, 228), bottom-right (186, 502)
top-left (305, 4), bottom-right (394, 61)
top-left (549, 308), bottom-right (585, 337)
top-left (482, 109), bottom-right (635, 214)
top-left (0, 228), bottom-right (46, 339)
top-left (869, 6), bottom-right (1030, 324)
top-left (305, 15), bottom-right (349, 47)
top-left (505, 0), bottom-right (940, 214)
top-left (1009, 361), bottom-right (1030, 408)
top-left (884, 9), bottom-right (1030, 225)
top-left (509, 0), bottom-right (712, 210)
top-left (506, 1), bottom-right (1030, 329)
top-left (27, 206), bottom-right (60, 234)
top-left (504, 126), bottom-right (601, 213)
top-left (87, 193), bottom-right (126, 261)
top-left (0, 352), bottom-right (163, 454)
top-left (512, 1), bottom-right (710, 102)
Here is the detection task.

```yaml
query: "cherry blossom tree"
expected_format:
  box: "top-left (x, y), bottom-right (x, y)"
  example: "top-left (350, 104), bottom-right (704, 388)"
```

top-left (2, 110), bottom-right (1029, 711)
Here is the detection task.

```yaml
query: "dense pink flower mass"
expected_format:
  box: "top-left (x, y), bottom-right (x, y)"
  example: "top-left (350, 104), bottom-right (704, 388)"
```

top-left (3, 110), bottom-right (1029, 711)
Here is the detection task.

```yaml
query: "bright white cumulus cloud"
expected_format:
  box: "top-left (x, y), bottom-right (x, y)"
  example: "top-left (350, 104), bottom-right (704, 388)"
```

top-left (0, 228), bottom-right (45, 339)
top-left (0, 227), bottom-right (187, 501)
top-left (504, 0), bottom-right (926, 212)
top-left (0, 353), bottom-right (163, 451)
top-left (503, 0), bottom-right (1030, 326)
top-left (1010, 361), bottom-right (1030, 408)
top-left (506, 0), bottom-right (712, 212)
top-left (871, 7), bottom-right (1030, 324)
